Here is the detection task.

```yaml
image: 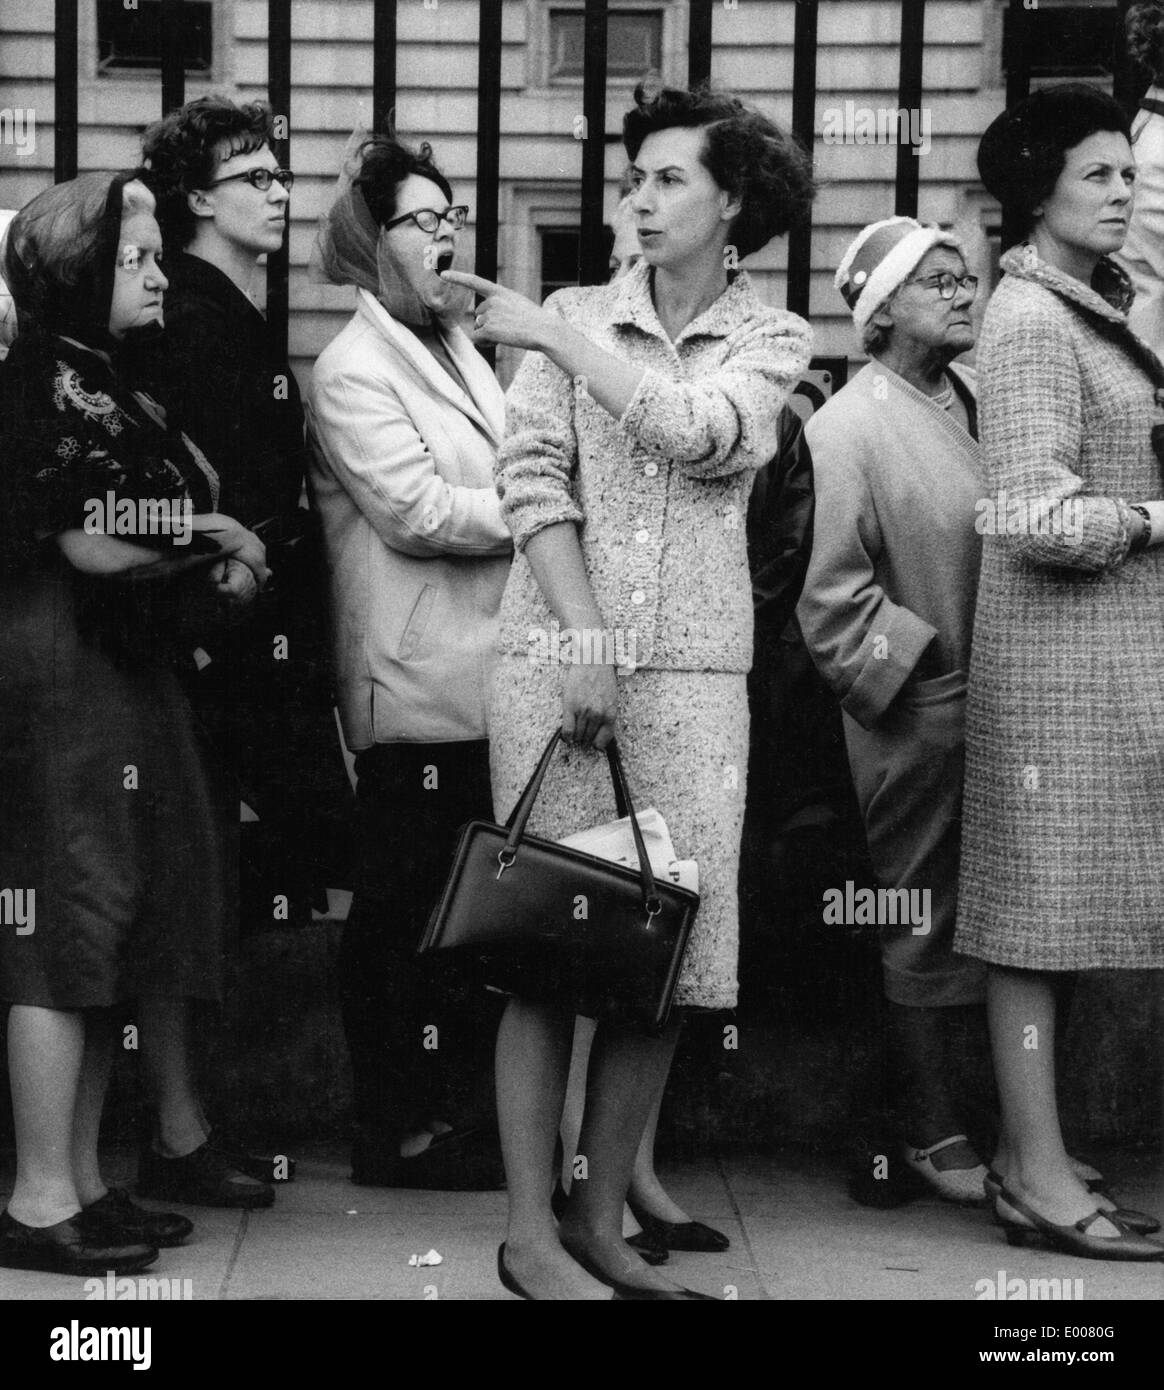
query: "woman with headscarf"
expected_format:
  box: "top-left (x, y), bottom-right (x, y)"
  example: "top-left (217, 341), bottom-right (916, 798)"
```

top-left (307, 131), bottom-right (512, 1189)
top-left (0, 171), bottom-right (270, 1275)
top-left (961, 84), bottom-right (1164, 1260)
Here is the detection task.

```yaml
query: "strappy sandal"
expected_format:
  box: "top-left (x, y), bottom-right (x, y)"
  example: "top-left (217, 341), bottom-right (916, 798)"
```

top-left (986, 1168), bottom-right (1160, 1236)
top-left (994, 1183), bottom-right (1164, 1261)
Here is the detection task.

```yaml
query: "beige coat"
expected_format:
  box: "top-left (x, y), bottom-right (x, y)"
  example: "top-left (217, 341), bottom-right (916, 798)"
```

top-left (307, 289), bottom-right (512, 749)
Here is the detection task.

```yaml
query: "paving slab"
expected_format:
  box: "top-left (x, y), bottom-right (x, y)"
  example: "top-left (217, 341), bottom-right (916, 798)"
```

top-left (3, 1144), bottom-right (1162, 1301)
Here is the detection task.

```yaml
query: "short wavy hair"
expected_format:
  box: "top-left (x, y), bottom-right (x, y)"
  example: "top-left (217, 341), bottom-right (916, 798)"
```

top-left (141, 95), bottom-right (274, 250)
top-left (622, 82), bottom-right (815, 257)
top-left (354, 131), bottom-right (453, 228)
top-left (1128, 2), bottom-right (1164, 80)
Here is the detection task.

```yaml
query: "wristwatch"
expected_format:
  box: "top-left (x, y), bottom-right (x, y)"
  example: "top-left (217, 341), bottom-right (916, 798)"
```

top-left (1130, 504), bottom-right (1152, 552)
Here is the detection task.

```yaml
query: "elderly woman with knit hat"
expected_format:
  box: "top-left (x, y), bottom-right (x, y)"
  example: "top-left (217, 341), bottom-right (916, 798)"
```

top-left (960, 83), bottom-right (1164, 1260)
top-left (797, 216), bottom-right (990, 1204)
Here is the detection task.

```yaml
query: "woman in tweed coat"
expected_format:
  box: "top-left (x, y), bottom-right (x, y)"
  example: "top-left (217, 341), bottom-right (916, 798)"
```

top-left (960, 85), bottom-right (1164, 1260)
top-left (446, 83), bottom-right (813, 1298)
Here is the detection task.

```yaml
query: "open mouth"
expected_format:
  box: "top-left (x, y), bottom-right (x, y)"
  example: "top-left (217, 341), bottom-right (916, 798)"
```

top-left (435, 250), bottom-right (455, 273)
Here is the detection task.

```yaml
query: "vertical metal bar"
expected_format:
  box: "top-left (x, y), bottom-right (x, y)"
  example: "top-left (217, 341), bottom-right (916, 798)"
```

top-left (1113, 0), bottom-right (1142, 115)
top-left (787, 0), bottom-right (818, 319)
top-left (1005, 0), bottom-right (1031, 110)
top-left (688, 0), bottom-right (713, 89)
top-left (160, 0), bottom-right (186, 116)
top-left (894, 0), bottom-right (926, 218)
top-left (373, 0), bottom-right (397, 132)
top-left (54, 0), bottom-right (78, 182)
top-left (1003, 0), bottom-right (1031, 248)
top-left (474, 0), bottom-right (503, 368)
top-left (580, 0), bottom-right (609, 287)
top-left (267, 0), bottom-right (292, 363)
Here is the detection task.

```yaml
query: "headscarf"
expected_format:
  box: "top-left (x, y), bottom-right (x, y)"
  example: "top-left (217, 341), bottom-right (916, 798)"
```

top-left (0, 210), bottom-right (17, 358)
top-left (310, 125), bottom-right (467, 327)
top-left (3, 170), bottom-right (153, 355)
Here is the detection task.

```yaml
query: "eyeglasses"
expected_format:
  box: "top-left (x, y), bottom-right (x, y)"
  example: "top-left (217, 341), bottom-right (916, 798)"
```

top-left (381, 206), bottom-right (470, 234)
top-left (208, 167), bottom-right (295, 192)
top-left (907, 271), bottom-right (979, 300)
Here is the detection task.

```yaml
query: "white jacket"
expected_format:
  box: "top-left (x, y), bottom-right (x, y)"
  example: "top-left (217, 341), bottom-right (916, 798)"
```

top-left (1119, 87), bottom-right (1164, 357)
top-left (306, 289), bottom-right (512, 749)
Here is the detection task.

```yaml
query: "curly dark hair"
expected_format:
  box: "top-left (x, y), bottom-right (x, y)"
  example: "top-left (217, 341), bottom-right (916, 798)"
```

top-left (140, 95), bottom-right (275, 250)
top-left (1128, 1), bottom-right (1164, 79)
top-left (977, 83), bottom-right (1131, 245)
top-left (622, 82), bottom-right (815, 256)
top-left (354, 132), bottom-right (453, 228)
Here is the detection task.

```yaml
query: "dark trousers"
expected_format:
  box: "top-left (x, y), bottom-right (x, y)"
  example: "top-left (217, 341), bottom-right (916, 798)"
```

top-left (339, 739), bottom-right (503, 1142)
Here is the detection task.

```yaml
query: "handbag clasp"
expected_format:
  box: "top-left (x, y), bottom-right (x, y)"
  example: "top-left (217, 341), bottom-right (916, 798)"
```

top-left (643, 895), bottom-right (662, 929)
top-left (496, 848), bottom-right (517, 880)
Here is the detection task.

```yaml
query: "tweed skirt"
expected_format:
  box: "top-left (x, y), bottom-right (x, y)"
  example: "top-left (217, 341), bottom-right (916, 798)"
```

top-left (956, 549), bottom-right (1164, 971)
top-left (488, 656), bottom-right (748, 1010)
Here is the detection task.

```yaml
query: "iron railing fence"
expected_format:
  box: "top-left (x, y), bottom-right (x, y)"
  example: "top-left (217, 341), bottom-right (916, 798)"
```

top-left (45, 0), bottom-right (1146, 381)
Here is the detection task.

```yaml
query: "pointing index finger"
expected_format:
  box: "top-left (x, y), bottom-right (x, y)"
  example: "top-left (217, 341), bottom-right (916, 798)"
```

top-left (440, 269), bottom-right (499, 294)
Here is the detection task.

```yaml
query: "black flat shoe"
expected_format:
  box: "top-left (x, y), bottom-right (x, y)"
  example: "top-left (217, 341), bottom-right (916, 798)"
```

top-left (0, 1210), bottom-right (157, 1276)
top-left (561, 1236), bottom-right (719, 1300)
top-left (205, 1128), bottom-right (296, 1183)
top-left (994, 1185), bottom-right (1164, 1262)
top-left (625, 1229), bottom-right (669, 1265)
top-left (986, 1170), bottom-right (1160, 1237)
top-left (497, 1242), bottom-right (621, 1301)
top-left (497, 1242), bottom-right (532, 1299)
top-left (551, 1183), bottom-right (669, 1264)
top-left (80, 1188), bottom-right (193, 1248)
top-left (352, 1129), bottom-right (506, 1191)
top-left (138, 1141), bottom-right (275, 1209)
top-left (627, 1198), bottom-right (730, 1253)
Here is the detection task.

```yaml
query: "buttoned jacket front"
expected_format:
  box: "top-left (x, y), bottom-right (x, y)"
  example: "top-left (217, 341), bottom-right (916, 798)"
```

top-left (496, 261), bottom-right (813, 672)
top-left (307, 289), bottom-right (512, 749)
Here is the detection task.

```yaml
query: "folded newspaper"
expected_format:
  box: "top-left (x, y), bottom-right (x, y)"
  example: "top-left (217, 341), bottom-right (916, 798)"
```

top-left (558, 806), bottom-right (699, 894)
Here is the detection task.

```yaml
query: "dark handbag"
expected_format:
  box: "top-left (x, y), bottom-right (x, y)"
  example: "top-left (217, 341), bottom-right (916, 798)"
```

top-left (418, 730), bottom-right (700, 1032)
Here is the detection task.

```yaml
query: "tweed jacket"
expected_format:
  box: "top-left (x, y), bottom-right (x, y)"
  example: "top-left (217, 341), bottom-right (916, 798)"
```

top-left (956, 245), bottom-right (1164, 970)
top-left (307, 289), bottom-right (512, 749)
top-left (496, 261), bottom-right (813, 672)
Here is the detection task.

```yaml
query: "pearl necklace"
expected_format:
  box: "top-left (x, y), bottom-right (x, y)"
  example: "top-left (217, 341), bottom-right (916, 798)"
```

top-left (928, 375), bottom-right (955, 411)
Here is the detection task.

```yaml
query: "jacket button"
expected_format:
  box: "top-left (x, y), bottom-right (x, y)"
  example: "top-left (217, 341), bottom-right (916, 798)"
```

top-left (631, 589), bottom-right (646, 604)
top-left (635, 529), bottom-right (649, 543)
top-left (643, 462), bottom-right (659, 477)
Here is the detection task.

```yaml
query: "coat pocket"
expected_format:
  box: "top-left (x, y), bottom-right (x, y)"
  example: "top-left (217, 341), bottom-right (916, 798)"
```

top-left (399, 583), bottom-right (437, 661)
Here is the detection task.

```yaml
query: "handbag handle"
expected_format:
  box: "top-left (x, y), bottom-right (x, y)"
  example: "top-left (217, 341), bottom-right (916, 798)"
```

top-left (500, 730), bottom-right (662, 916)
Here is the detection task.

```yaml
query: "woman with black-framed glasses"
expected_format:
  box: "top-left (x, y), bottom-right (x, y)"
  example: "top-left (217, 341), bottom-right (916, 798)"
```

top-left (306, 129), bottom-right (512, 1191)
top-left (133, 94), bottom-right (354, 1206)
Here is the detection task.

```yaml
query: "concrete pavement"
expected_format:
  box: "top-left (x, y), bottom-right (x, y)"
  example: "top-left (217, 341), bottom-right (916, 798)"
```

top-left (3, 1144), bottom-right (1162, 1301)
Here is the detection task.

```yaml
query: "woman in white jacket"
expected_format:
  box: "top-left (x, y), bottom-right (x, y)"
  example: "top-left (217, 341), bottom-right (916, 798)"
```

top-left (307, 132), bottom-right (512, 1189)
